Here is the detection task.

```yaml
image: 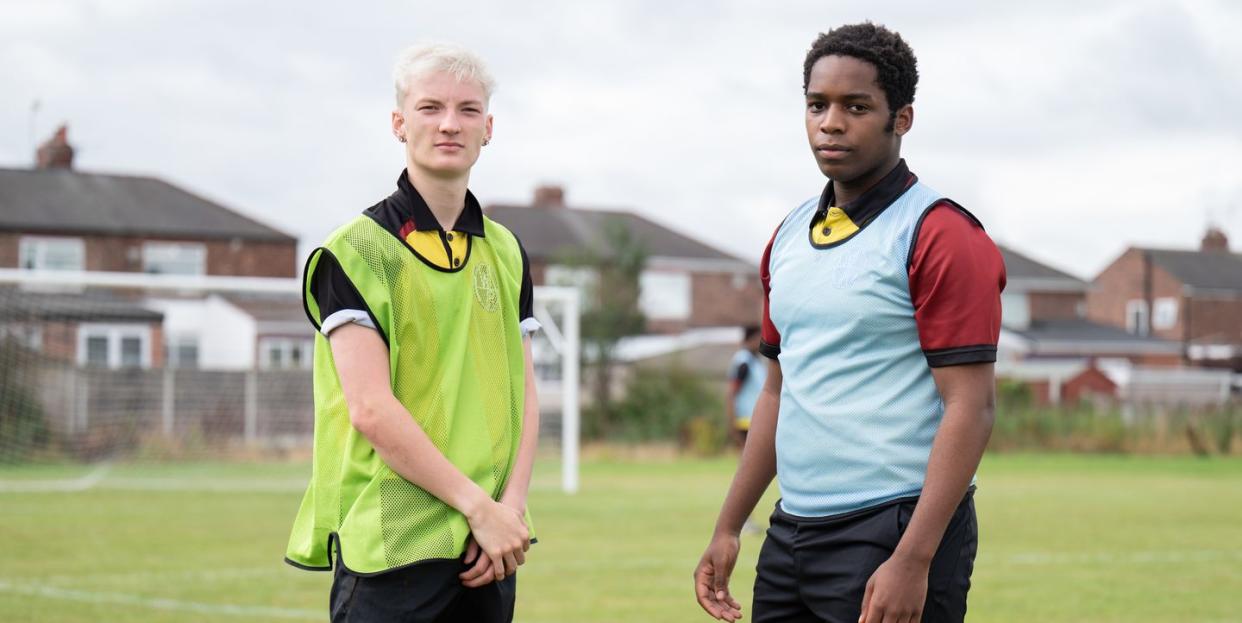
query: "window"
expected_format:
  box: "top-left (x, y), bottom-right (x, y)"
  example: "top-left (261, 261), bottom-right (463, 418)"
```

top-left (85, 336), bottom-right (109, 366)
top-left (1152, 297), bottom-right (1179, 330)
top-left (143, 242), bottom-right (206, 275)
top-left (639, 270), bottom-right (692, 321)
top-left (19, 236), bottom-right (84, 271)
top-left (259, 337), bottom-right (313, 370)
top-left (164, 336), bottom-right (200, 369)
top-left (1125, 300), bottom-right (1149, 336)
top-left (0, 324), bottom-right (42, 351)
top-left (78, 324), bottom-right (151, 369)
top-left (544, 265), bottom-right (598, 291)
top-left (1001, 292), bottom-right (1030, 330)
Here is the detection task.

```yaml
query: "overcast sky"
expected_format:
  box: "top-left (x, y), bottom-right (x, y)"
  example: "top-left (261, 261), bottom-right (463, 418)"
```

top-left (2, 0), bottom-right (1239, 279)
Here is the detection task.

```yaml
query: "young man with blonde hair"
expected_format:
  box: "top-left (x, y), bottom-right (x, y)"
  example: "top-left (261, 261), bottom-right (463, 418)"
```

top-left (285, 43), bottom-right (541, 622)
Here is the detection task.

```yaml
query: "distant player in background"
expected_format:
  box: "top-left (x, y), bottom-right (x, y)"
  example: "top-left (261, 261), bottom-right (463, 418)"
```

top-left (726, 326), bottom-right (766, 449)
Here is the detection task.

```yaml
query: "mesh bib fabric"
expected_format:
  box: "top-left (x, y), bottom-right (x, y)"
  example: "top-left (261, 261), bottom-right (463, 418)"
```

top-left (285, 215), bottom-right (527, 574)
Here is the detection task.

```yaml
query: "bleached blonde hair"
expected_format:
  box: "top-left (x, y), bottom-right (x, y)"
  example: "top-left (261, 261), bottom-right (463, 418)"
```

top-left (392, 43), bottom-right (496, 107)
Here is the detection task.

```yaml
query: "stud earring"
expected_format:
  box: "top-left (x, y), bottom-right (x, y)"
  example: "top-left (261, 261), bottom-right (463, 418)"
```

top-left (482, 138), bottom-right (490, 146)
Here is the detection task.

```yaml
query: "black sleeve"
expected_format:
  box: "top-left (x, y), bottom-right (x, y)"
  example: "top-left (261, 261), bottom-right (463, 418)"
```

top-left (309, 251), bottom-right (371, 323)
top-left (733, 361), bottom-right (750, 384)
top-left (517, 240), bottom-right (535, 322)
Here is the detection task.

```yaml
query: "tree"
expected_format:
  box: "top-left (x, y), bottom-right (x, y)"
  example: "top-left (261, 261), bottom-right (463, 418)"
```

top-left (553, 218), bottom-right (647, 434)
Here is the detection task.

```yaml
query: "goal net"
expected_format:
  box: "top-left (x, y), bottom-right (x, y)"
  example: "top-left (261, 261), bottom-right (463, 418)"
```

top-left (0, 269), bottom-right (581, 492)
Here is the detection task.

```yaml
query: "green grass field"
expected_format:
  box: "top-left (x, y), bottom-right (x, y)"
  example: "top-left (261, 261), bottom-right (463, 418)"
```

top-left (1, 452), bottom-right (1239, 622)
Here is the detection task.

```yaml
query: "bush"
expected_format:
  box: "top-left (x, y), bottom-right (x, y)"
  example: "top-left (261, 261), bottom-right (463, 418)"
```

top-left (585, 362), bottom-right (725, 451)
top-left (0, 339), bottom-right (49, 463)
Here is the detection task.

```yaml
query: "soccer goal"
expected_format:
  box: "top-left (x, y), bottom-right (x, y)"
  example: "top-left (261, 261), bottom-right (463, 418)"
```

top-left (0, 268), bottom-right (582, 493)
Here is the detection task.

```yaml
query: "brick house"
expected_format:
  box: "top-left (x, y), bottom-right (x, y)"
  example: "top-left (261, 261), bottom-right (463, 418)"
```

top-left (998, 245), bottom-right (1181, 365)
top-left (485, 186), bottom-right (763, 334)
top-left (1087, 227), bottom-right (1242, 371)
top-left (0, 126), bottom-right (305, 370)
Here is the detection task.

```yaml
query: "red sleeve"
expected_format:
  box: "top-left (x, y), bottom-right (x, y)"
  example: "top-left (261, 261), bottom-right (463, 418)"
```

top-left (758, 227), bottom-right (782, 360)
top-left (908, 201), bottom-right (1007, 367)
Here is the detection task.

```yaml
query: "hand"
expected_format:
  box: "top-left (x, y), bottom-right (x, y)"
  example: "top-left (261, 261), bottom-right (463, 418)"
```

top-left (693, 533), bottom-right (743, 621)
top-left (463, 498), bottom-right (529, 583)
top-left (460, 489), bottom-right (530, 587)
top-left (459, 537), bottom-right (496, 587)
top-left (859, 553), bottom-right (930, 623)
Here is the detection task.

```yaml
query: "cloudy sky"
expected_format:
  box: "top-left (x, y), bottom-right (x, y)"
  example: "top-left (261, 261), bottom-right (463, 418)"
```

top-left (2, 0), bottom-right (1239, 279)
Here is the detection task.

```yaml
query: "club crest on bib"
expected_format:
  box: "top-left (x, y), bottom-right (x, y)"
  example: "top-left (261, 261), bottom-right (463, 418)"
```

top-left (473, 263), bottom-right (499, 313)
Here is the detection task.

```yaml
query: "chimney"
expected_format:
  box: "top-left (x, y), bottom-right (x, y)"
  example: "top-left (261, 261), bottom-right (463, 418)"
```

top-left (532, 185), bottom-right (565, 208)
top-left (1201, 226), bottom-right (1229, 253)
top-left (36, 125), bottom-right (74, 169)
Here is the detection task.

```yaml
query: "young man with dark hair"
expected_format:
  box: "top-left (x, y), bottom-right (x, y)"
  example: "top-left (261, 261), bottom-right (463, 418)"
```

top-left (285, 43), bottom-right (539, 623)
top-left (694, 23), bottom-right (1005, 623)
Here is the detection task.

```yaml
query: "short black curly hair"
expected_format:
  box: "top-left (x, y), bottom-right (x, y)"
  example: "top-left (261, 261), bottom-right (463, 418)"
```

top-left (803, 23), bottom-right (918, 130)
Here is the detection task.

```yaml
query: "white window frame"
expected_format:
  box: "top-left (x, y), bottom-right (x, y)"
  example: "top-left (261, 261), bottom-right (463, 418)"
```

top-left (639, 270), bottom-right (692, 321)
top-left (1125, 299), bottom-right (1150, 336)
top-left (258, 337), bottom-right (313, 370)
top-left (77, 323), bottom-right (152, 369)
top-left (142, 241), bottom-right (206, 276)
top-left (1152, 297), bottom-right (1179, 330)
top-left (19, 236), bottom-right (85, 271)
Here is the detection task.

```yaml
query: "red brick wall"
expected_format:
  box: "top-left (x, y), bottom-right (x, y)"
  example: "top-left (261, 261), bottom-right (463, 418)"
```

top-left (1185, 297), bottom-right (1242, 343)
top-left (0, 233), bottom-right (17, 268)
top-left (204, 239), bottom-right (296, 277)
top-left (150, 324), bottom-right (165, 368)
top-left (41, 321), bottom-right (79, 363)
top-left (1087, 248), bottom-right (1184, 338)
top-left (0, 232), bottom-right (296, 277)
top-left (690, 272), bottom-right (763, 328)
top-left (528, 260), bottom-right (764, 334)
top-left (1028, 291), bottom-right (1085, 321)
top-left (529, 261), bottom-right (547, 286)
top-left (1063, 367), bottom-right (1119, 403)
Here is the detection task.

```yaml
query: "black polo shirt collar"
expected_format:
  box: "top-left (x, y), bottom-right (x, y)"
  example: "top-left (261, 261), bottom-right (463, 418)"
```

top-left (814, 159), bottom-right (917, 229)
top-left (391, 169), bottom-right (486, 237)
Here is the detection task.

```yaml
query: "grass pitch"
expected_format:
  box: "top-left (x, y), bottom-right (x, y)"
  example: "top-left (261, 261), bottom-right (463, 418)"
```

top-left (1, 453), bottom-right (1239, 622)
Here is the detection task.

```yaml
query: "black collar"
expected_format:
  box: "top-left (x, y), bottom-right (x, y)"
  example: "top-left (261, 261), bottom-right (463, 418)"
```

top-left (815, 159), bottom-right (917, 227)
top-left (392, 170), bottom-right (486, 237)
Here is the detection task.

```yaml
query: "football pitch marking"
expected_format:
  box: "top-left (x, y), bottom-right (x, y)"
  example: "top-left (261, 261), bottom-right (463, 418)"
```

top-left (0, 580), bottom-right (320, 620)
top-left (0, 464), bottom-right (111, 493)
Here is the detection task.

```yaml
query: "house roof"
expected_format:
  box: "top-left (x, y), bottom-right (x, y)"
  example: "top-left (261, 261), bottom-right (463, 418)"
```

top-left (1141, 248), bottom-right (1242, 293)
top-left (0, 167), bottom-right (295, 242)
top-left (998, 245), bottom-right (1087, 292)
top-left (0, 287), bottom-right (163, 323)
top-left (484, 204), bottom-right (752, 272)
top-left (1006, 318), bottom-right (1182, 355)
top-left (220, 292), bottom-right (305, 323)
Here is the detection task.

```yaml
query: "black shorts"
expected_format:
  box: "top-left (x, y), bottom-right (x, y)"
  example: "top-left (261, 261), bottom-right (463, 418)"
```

top-left (753, 492), bottom-right (977, 623)
top-left (329, 555), bottom-right (516, 623)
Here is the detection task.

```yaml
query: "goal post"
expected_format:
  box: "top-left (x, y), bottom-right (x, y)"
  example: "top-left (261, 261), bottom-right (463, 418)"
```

top-left (531, 285), bottom-right (581, 494)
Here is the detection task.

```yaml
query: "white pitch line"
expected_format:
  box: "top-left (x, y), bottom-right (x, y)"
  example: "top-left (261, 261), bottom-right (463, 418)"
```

top-left (0, 464), bottom-right (111, 493)
top-left (0, 580), bottom-right (320, 620)
top-left (94, 478), bottom-right (308, 493)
